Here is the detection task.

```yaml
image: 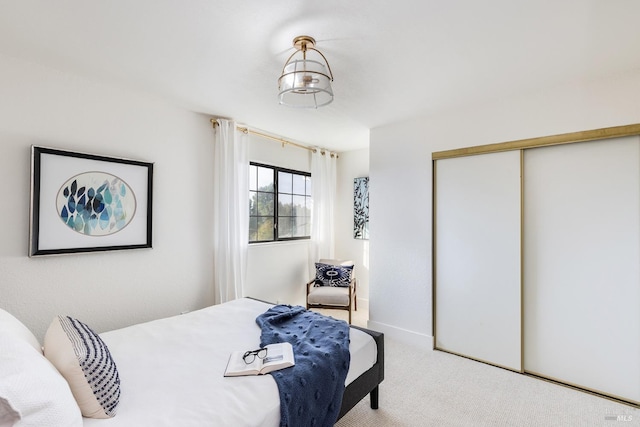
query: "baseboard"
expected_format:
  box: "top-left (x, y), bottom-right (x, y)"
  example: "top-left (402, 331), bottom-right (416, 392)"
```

top-left (366, 319), bottom-right (433, 351)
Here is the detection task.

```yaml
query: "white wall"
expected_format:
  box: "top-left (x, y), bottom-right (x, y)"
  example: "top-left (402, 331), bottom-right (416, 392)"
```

top-left (335, 148), bottom-right (370, 306)
top-left (369, 70), bottom-right (640, 347)
top-left (0, 53), bottom-right (216, 341)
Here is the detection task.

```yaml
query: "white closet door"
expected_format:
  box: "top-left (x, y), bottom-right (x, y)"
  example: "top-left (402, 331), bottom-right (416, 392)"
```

top-left (524, 136), bottom-right (640, 403)
top-left (435, 150), bottom-right (522, 371)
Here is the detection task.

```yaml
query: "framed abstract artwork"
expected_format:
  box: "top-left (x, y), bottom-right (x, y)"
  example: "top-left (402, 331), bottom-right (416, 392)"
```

top-left (353, 176), bottom-right (369, 239)
top-left (29, 146), bottom-right (153, 256)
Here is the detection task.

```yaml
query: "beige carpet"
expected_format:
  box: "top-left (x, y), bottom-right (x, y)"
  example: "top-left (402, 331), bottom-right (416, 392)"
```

top-left (336, 337), bottom-right (639, 427)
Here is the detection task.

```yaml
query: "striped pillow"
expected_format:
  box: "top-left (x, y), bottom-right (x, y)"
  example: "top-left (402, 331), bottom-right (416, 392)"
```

top-left (44, 316), bottom-right (120, 418)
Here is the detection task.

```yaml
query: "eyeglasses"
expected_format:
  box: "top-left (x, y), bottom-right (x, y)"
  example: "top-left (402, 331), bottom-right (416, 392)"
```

top-left (242, 347), bottom-right (267, 364)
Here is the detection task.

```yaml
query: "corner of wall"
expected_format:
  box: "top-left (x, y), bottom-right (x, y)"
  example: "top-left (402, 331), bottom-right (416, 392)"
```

top-left (367, 319), bottom-right (433, 351)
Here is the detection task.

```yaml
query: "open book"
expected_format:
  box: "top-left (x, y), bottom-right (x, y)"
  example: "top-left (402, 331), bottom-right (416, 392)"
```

top-left (224, 342), bottom-right (295, 377)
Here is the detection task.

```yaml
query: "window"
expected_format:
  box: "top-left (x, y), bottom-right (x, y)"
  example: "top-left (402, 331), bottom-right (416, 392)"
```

top-left (249, 163), bottom-right (312, 243)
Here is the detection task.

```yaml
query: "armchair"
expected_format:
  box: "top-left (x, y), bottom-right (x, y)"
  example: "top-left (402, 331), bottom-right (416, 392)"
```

top-left (306, 259), bottom-right (357, 324)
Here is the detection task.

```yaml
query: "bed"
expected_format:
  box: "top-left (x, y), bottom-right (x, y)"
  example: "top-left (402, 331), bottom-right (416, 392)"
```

top-left (0, 297), bottom-right (384, 426)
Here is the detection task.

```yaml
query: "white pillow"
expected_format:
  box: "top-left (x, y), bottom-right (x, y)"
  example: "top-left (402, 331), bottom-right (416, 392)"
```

top-left (0, 396), bottom-right (20, 426)
top-left (0, 333), bottom-right (82, 427)
top-left (0, 309), bottom-right (41, 354)
top-left (44, 316), bottom-right (120, 419)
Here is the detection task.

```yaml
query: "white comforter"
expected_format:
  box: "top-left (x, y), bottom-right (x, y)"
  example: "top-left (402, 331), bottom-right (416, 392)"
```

top-left (82, 298), bottom-right (376, 427)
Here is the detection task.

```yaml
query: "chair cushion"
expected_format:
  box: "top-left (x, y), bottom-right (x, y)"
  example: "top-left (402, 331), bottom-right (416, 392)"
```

top-left (315, 262), bottom-right (353, 287)
top-left (308, 286), bottom-right (350, 306)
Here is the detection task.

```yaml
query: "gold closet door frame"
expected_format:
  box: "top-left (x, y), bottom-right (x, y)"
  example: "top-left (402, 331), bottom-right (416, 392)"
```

top-left (431, 123), bottom-right (640, 406)
top-left (433, 123), bottom-right (640, 160)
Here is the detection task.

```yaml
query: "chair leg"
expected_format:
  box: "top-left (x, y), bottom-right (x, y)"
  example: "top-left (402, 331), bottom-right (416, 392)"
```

top-left (348, 306), bottom-right (351, 324)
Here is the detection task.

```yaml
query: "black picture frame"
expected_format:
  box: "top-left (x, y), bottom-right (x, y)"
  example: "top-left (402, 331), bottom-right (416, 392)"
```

top-left (29, 146), bottom-right (153, 256)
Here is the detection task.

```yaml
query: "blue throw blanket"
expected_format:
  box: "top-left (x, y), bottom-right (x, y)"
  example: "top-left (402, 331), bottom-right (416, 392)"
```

top-left (256, 305), bottom-right (351, 427)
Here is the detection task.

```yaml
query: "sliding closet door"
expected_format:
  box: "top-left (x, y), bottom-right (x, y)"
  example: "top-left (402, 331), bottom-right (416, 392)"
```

top-left (435, 150), bottom-right (521, 371)
top-left (524, 136), bottom-right (640, 403)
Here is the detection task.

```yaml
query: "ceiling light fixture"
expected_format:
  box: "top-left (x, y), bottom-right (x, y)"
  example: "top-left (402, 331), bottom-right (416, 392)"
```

top-left (277, 35), bottom-right (334, 109)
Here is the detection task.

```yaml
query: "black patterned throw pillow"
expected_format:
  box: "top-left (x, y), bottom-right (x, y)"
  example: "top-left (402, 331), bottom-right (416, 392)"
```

top-left (315, 263), bottom-right (354, 287)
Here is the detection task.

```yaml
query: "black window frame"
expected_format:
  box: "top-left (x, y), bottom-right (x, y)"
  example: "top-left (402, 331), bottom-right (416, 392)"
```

top-left (249, 162), bottom-right (312, 243)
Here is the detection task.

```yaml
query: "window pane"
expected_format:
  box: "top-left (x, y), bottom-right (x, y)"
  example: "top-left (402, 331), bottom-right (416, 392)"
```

top-left (292, 174), bottom-right (306, 195)
top-left (257, 192), bottom-right (274, 216)
top-left (257, 217), bottom-right (274, 241)
top-left (249, 217), bottom-right (257, 241)
top-left (278, 172), bottom-right (292, 193)
top-left (249, 191), bottom-right (257, 215)
top-left (278, 194), bottom-right (293, 216)
top-left (257, 167), bottom-right (274, 191)
top-left (293, 217), bottom-right (309, 237)
top-left (297, 209), bottom-right (310, 223)
top-left (249, 165), bottom-right (257, 191)
top-left (293, 195), bottom-right (306, 216)
top-left (278, 216), bottom-right (292, 238)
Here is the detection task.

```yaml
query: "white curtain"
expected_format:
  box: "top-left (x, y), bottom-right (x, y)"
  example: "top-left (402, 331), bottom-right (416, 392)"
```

top-left (310, 149), bottom-right (337, 274)
top-left (213, 119), bottom-right (249, 304)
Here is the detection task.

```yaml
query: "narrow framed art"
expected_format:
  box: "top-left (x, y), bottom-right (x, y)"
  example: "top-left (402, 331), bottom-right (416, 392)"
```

top-left (29, 146), bottom-right (153, 256)
top-left (353, 176), bottom-right (369, 239)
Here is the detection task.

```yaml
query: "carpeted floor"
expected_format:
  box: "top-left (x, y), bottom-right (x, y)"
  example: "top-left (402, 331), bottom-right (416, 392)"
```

top-left (335, 337), bottom-right (639, 427)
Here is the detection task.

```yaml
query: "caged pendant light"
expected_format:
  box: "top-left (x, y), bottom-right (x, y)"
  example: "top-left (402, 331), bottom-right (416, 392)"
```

top-left (277, 35), bottom-right (334, 108)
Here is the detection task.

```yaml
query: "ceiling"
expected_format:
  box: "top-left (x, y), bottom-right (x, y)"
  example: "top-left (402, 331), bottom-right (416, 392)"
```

top-left (1, 1), bottom-right (640, 152)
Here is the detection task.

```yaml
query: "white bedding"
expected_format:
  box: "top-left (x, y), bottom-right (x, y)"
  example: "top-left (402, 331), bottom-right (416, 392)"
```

top-left (82, 298), bottom-right (377, 427)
